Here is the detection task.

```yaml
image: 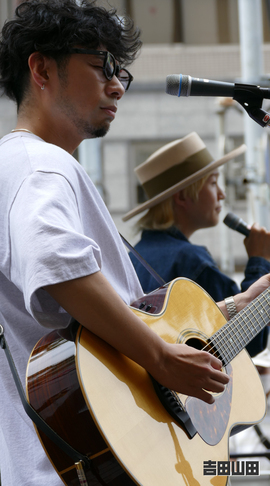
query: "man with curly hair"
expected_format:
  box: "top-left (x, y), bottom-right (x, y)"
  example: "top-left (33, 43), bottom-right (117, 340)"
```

top-left (0, 2), bottom-right (269, 485)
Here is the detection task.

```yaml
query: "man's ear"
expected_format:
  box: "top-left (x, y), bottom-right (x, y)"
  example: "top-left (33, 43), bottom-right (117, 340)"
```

top-left (28, 52), bottom-right (50, 90)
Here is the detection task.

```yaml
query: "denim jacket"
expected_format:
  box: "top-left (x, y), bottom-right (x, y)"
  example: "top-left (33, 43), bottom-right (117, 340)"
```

top-left (130, 227), bottom-right (270, 357)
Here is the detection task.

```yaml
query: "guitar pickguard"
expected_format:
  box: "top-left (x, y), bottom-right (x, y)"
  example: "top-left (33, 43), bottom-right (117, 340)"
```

top-left (186, 363), bottom-right (233, 445)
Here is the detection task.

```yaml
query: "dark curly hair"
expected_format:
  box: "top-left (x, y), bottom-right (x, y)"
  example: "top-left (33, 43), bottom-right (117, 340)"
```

top-left (0, 0), bottom-right (142, 107)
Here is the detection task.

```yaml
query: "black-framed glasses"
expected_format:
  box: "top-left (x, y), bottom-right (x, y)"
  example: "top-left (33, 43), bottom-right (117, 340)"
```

top-left (69, 48), bottom-right (133, 91)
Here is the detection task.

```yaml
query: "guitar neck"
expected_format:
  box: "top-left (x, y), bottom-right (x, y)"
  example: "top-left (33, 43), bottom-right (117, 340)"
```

top-left (210, 287), bottom-right (270, 365)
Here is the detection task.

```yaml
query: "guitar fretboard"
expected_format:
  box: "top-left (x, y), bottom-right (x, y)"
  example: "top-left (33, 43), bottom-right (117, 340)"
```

top-left (210, 287), bottom-right (270, 365)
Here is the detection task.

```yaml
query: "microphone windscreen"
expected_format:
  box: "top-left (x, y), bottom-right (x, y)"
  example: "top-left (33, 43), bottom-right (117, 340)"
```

top-left (223, 212), bottom-right (240, 231)
top-left (223, 212), bottom-right (250, 237)
top-left (166, 75), bottom-right (180, 95)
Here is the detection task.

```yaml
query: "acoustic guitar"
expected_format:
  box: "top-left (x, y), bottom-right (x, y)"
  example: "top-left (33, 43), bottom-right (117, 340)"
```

top-left (26, 278), bottom-right (270, 486)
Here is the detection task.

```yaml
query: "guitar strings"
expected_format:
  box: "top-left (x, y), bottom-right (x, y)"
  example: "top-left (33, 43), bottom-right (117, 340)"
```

top-left (208, 291), bottom-right (269, 362)
top-left (172, 288), bottom-right (270, 402)
top-left (203, 308), bottom-right (263, 364)
top-left (200, 288), bottom-right (270, 366)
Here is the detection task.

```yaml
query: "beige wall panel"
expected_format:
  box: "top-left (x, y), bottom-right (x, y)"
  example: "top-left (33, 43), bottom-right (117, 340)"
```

top-left (228, 0), bottom-right (239, 43)
top-left (182, 0), bottom-right (218, 44)
top-left (132, 0), bottom-right (173, 44)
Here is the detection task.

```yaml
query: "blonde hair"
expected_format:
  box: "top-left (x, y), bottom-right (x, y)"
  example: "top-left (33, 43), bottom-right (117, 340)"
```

top-left (182, 174), bottom-right (209, 201)
top-left (135, 174), bottom-right (209, 232)
top-left (135, 197), bottom-right (174, 232)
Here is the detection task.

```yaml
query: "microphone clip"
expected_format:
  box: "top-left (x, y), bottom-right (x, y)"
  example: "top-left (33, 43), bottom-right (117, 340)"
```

top-left (233, 84), bottom-right (270, 128)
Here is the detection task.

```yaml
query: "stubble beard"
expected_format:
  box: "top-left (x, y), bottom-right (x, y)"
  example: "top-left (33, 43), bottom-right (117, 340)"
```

top-left (84, 123), bottom-right (110, 139)
top-left (57, 97), bottom-right (111, 139)
top-left (56, 76), bottom-right (111, 139)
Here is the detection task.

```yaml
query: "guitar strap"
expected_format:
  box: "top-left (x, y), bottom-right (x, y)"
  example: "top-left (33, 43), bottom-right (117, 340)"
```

top-left (120, 233), bottom-right (165, 287)
top-left (0, 323), bottom-right (93, 485)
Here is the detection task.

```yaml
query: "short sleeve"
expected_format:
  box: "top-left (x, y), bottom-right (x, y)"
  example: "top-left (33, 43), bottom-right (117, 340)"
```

top-left (10, 171), bottom-right (101, 327)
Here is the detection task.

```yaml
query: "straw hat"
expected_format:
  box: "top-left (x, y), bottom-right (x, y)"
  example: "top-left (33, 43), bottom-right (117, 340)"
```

top-left (123, 132), bottom-right (246, 221)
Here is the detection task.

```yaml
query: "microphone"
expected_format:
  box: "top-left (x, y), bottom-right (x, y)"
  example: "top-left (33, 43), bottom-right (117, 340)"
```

top-left (166, 74), bottom-right (270, 128)
top-left (166, 74), bottom-right (270, 99)
top-left (223, 212), bottom-right (250, 237)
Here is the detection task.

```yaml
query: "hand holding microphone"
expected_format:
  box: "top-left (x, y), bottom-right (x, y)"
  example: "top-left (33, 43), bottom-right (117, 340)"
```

top-left (223, 212), bottom-right (251, 237)
top-left (223, 212), bottom-right (270, 261)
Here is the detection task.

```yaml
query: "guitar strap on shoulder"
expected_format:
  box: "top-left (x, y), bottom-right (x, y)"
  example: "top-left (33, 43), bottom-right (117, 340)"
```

top-left (0, 324), bottom-right (93, 484)
top-left (120, 233), bottom-right (165, 287)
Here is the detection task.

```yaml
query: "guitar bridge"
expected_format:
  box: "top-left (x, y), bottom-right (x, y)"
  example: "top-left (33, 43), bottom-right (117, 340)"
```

top-left (150, 376), bottom-right (197, 438)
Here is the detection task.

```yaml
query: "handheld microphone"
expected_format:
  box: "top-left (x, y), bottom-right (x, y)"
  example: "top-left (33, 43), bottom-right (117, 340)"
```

top-left (223, 212), bottom-right (251, 237)
top-left (166, 74), bottom-right (270, 99)
top-left (166, 74), bottom-right (270, 128)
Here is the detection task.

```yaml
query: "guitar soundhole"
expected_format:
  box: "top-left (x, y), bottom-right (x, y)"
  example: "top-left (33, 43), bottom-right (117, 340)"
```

top-left (181, 332), bottom-right (223, 363)
top-left (185, 337), bottom-right (205, 350)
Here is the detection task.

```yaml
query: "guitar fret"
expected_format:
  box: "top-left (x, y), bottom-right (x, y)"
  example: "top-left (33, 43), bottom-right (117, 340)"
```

top-left (229, 318), bottom-right (249, 346)
top-left (228, 319), bottom-right (246, 349)
top-left (211, 325), bottom-right (239, 364)
top-left (238, 318), bottom-right (253, 339)
top-left (211, 287), bottom-right (270, 365)
top-left (232, 315), bottom-right (253, 348)
top-left (259, 302), bottom-right (270, 324)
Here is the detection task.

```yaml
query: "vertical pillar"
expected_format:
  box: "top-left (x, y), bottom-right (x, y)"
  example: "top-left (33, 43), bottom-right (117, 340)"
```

top-left (238, 0), bottom-right (265, 224)
top-left (78, 139), bottom-right (104, 199)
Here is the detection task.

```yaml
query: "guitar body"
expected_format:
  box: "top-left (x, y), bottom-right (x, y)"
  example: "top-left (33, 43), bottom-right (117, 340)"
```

top-left (26, 278), bottom-right (266, 486)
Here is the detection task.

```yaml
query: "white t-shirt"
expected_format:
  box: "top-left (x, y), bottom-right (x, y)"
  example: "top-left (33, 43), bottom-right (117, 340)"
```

top-left (0, 132), bottom-right (143, 485)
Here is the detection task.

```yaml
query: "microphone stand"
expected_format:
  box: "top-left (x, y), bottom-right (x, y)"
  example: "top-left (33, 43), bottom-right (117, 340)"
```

top-left (233, 84), bottom-right (270, 128)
